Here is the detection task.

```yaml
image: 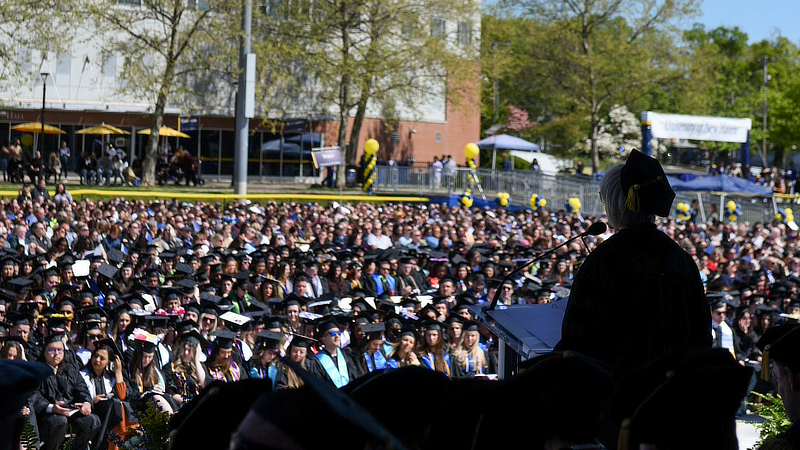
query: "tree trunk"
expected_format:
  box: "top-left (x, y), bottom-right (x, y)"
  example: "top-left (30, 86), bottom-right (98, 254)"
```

top-left (335, 107), bottom-right (349, 189)
top-left (774, 146), bottom-right (785, 169)
top-left (590, 111), bottom-right (600, 174)
top-left (142, 93), bottom-right (166, 186)
top-left (348, 94), bottom-right (369, 163)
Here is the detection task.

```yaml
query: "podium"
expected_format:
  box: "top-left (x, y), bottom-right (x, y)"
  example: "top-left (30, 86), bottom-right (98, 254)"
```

top-left (469, 299), bottom-right (568, 379)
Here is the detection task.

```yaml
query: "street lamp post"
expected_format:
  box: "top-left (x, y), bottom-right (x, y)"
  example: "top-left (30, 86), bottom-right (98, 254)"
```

top-left (40, 72), bottom-right (49, 156)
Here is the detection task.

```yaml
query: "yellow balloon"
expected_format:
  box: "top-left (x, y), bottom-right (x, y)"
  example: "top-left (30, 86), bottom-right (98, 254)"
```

top-left (729, 215), bottom-right (737, 221)
top-left (464, 143), bottom-right (480, 160)
top-left (539, 199), bottom-right (546, 207)
top-left (364, 138), bottom-right (380, 156)
top-left (461, 196), bottom-right (473, 208)
top-left (776, 213), bottom-right (784, 221)
top-left (726, 201), bottom-right (736, 211)
top-left (787, 208), bottom-right (794, 215)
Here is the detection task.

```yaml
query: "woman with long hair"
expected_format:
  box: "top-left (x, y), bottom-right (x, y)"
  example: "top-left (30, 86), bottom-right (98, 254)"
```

top-left (327, 262), bottom-right (346, 297)
top-left (417, 321), bottom-right (451, 377)
top-left (79, 342), bottom-right (136, 450)
top-left (345, 263), bottom-right (364, 293)
top-left (451, 321), bottom-right (488, 378)
top-left (110, 306), bottom-right (132, 355)
top-left (276, 260), bottom-right (293, 299)
top-left (198, 308), bottom-right (219, 340)
top-left (164, 335), bottom-right (205, 408)
top-left (204, 332), bottom-right (248, 384)
top-left (732, 308), bottom-right (761, 365)
top-left (386, 328), bottom-right (419, 369)
top-left (275, 336), bottom-right (326, 389)
top-left (248, 331), bottom-right (283, 388)
top-left (113, 262), bottom-right (135, 295)
top-left (128, 338), bottom-right (174, 414)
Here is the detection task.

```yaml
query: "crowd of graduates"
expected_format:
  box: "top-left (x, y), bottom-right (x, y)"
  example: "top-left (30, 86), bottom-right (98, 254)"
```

top-left (1, 182), bottom-right (800, 448)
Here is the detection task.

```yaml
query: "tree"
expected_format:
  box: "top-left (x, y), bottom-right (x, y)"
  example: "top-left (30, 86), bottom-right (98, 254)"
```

top-left (504, 105), bottom-right (533, 135)
top-left (87, 0), bottom-right (239, 185)
top-left (260, 0), bottom-right (479, 188)
top-left (0, 1), bottom-right (80, 91)
top-left (499, 0), bottom-right (697, 173)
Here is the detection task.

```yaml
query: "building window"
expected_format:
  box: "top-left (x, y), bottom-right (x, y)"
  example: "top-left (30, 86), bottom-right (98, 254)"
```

top-left (457, 22), bottom-right (470, 46)
top-left (435, 133), bottom-right (442, 143)
top-left (117, 0), bottom-right (141, 5)
top-left (431, 18), bottom-right (445, 38)
top-left (57, 53), bottom-right (70, 76)
top-left (103, 56), bottom-right (116, 77)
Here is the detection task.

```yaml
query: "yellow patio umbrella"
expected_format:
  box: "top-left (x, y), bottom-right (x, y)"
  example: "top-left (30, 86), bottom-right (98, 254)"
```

top-left (75, 123), bottom-right (131, 135)
top-left (11, 122), bottom-right (66, 134)
top-left (137, 126), bottom-right (190, 139)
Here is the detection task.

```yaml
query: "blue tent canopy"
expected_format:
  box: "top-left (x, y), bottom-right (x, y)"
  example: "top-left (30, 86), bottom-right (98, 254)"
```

top-left (476, 134), bottom-right (540, 152)
top-left (669, 174), bottom-right (772, 196)
top-left (476, 134), bottom-right (540, 170)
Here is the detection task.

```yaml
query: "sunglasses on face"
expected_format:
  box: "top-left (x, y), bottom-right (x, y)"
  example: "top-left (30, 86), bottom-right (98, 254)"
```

top-left (328, 331), bottom-right (342, 337)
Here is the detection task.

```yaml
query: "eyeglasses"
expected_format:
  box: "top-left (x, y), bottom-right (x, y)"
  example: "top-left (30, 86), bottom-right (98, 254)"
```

top-left (47, 348), bottom-right (64, 354)
top-left (328, 331), bottom-right (342, 337)
top-left (203, 317), bottom-right (216, 322)
top-left (87, 334), bottom-right (102, 340)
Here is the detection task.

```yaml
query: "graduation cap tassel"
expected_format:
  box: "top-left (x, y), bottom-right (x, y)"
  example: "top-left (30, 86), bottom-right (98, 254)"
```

top-left (761, 345), bottom-right (771, 381)
top-left (617, 418), bottom-right (631, 450)
top-left (625, 185), bottom-right (640, 213)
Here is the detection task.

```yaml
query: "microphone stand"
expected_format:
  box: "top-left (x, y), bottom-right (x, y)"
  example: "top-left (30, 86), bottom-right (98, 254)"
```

top-left (486, 222), bottom-right (606, 312)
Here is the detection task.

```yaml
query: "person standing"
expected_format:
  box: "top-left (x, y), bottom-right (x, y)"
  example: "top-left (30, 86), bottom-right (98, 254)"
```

top-left (431, 156), bottom-right (443, 190)
top-left (556, 150), bottom-right (710, 377)
top-left (757, 324), bottom-right (800, 449)
top-left (58, 140), bottom-right (70, 179)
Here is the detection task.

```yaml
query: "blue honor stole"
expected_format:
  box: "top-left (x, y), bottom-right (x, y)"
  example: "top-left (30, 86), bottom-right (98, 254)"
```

top-left (316, 348), bottom-right (350, 388)
top-left (363, 351), bottom-right (387, 373)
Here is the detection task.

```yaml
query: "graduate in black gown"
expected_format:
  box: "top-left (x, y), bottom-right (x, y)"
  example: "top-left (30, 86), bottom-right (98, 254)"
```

top-left (556, 150), bottom-right (710, 377)
top-left (757, 324), bottom-right (800, 450)
top-left (30, 333), bottom-right (101, 450)
top-left (275, 335), bottom-right (326, 389)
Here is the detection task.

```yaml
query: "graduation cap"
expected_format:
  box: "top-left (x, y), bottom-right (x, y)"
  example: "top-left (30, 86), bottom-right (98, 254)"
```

top-left (144, 315), bottom-right (170, 330)
top-left (220, 311), bottom-right (253, 332)
top-left (211, 330), bottom-right (237, 349)
top-left (619, 149), bottom-right (675, 217)
top-left (107, 249), bottom-right (125, 265)
top-left (361, 322), bottom-right (385, 341)
top-left (7, 278), bottom-right (33, 290)
top-left (262, 315), bottom-right (287, 330)
top-left (95, 263), bottom-right (118, 280)
top-left (316, 319), bottom-right (341, 338)
top-left (130, 333), bottom-right (159, 353)
top-left (43, 332), bottom-right (67, 347)
top-left (78, 306), bottom-right (109, 323)
top-left (94, 338), bottom-right (123, 359)
top-left (255, 331), bottom-right (283, 350)
top-left (178, 329), bottom-right (208, 347)
top-left (757, 324), bottom-right (800, 381)
top-left (283, 293), bottom-right (306, 309)
top-left (462, 320), bottom-right (480, 332)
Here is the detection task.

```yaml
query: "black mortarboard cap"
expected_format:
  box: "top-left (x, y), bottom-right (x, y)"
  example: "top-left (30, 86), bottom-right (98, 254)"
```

top-left (256, 331), bottom-right (283, 350)
top-left (757, 324), bottom-right (800, 381)
top-left (212, 330), bottom-right (237, 349)
top-left (96, 263), bottom-right (118, 280)
top-left (361, 322), bottom-right (385, 341)
top-left (107, 249), bottom-right (125, 264)
top-left (95, 338), bottom-right (123, 358)
top-left (619, 149), bottom-right (675, 217)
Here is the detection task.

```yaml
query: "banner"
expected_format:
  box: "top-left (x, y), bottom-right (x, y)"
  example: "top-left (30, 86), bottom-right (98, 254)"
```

top-left (643, 112), bottom-right (751, 143)
top-left (311, 146), bottom-right (342, 168)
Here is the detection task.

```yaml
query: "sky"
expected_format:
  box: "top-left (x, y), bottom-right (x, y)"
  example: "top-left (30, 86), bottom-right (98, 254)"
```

top-left (699, 0), bottom-right (800, 44)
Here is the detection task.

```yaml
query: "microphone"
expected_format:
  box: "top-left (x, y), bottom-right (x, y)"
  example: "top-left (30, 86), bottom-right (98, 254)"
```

top-left (486, 221), bottom-right (607, 311)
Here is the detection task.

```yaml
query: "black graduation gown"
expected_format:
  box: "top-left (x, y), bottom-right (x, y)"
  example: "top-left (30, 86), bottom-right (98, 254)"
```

top-left (274, 356), bottom-right (327, 389)
top-left (555, 223), bottom-right (711, 376)
top-left (314, 348), bottom-right (361, 387)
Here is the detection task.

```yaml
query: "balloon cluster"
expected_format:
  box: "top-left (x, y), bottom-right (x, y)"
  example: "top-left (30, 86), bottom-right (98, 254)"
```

top-left (464, 143), bottom-right (480, 184)
top-left (566, 197), bottom-right (581, 214)
top-left (530, 194), bottom-right (547, 211)
top-left (362, 139), bottom-right (379, 193)
top-left (461, 188), bottom-right (474, 208)
top-left (675, 202), bottom-right (692, 222)
top-left (776, 208), bottom-right (795, 224)
top-left (496, 192), bottom-right (511, 208)
top-left (725, 200), bottom-right (742, 222)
